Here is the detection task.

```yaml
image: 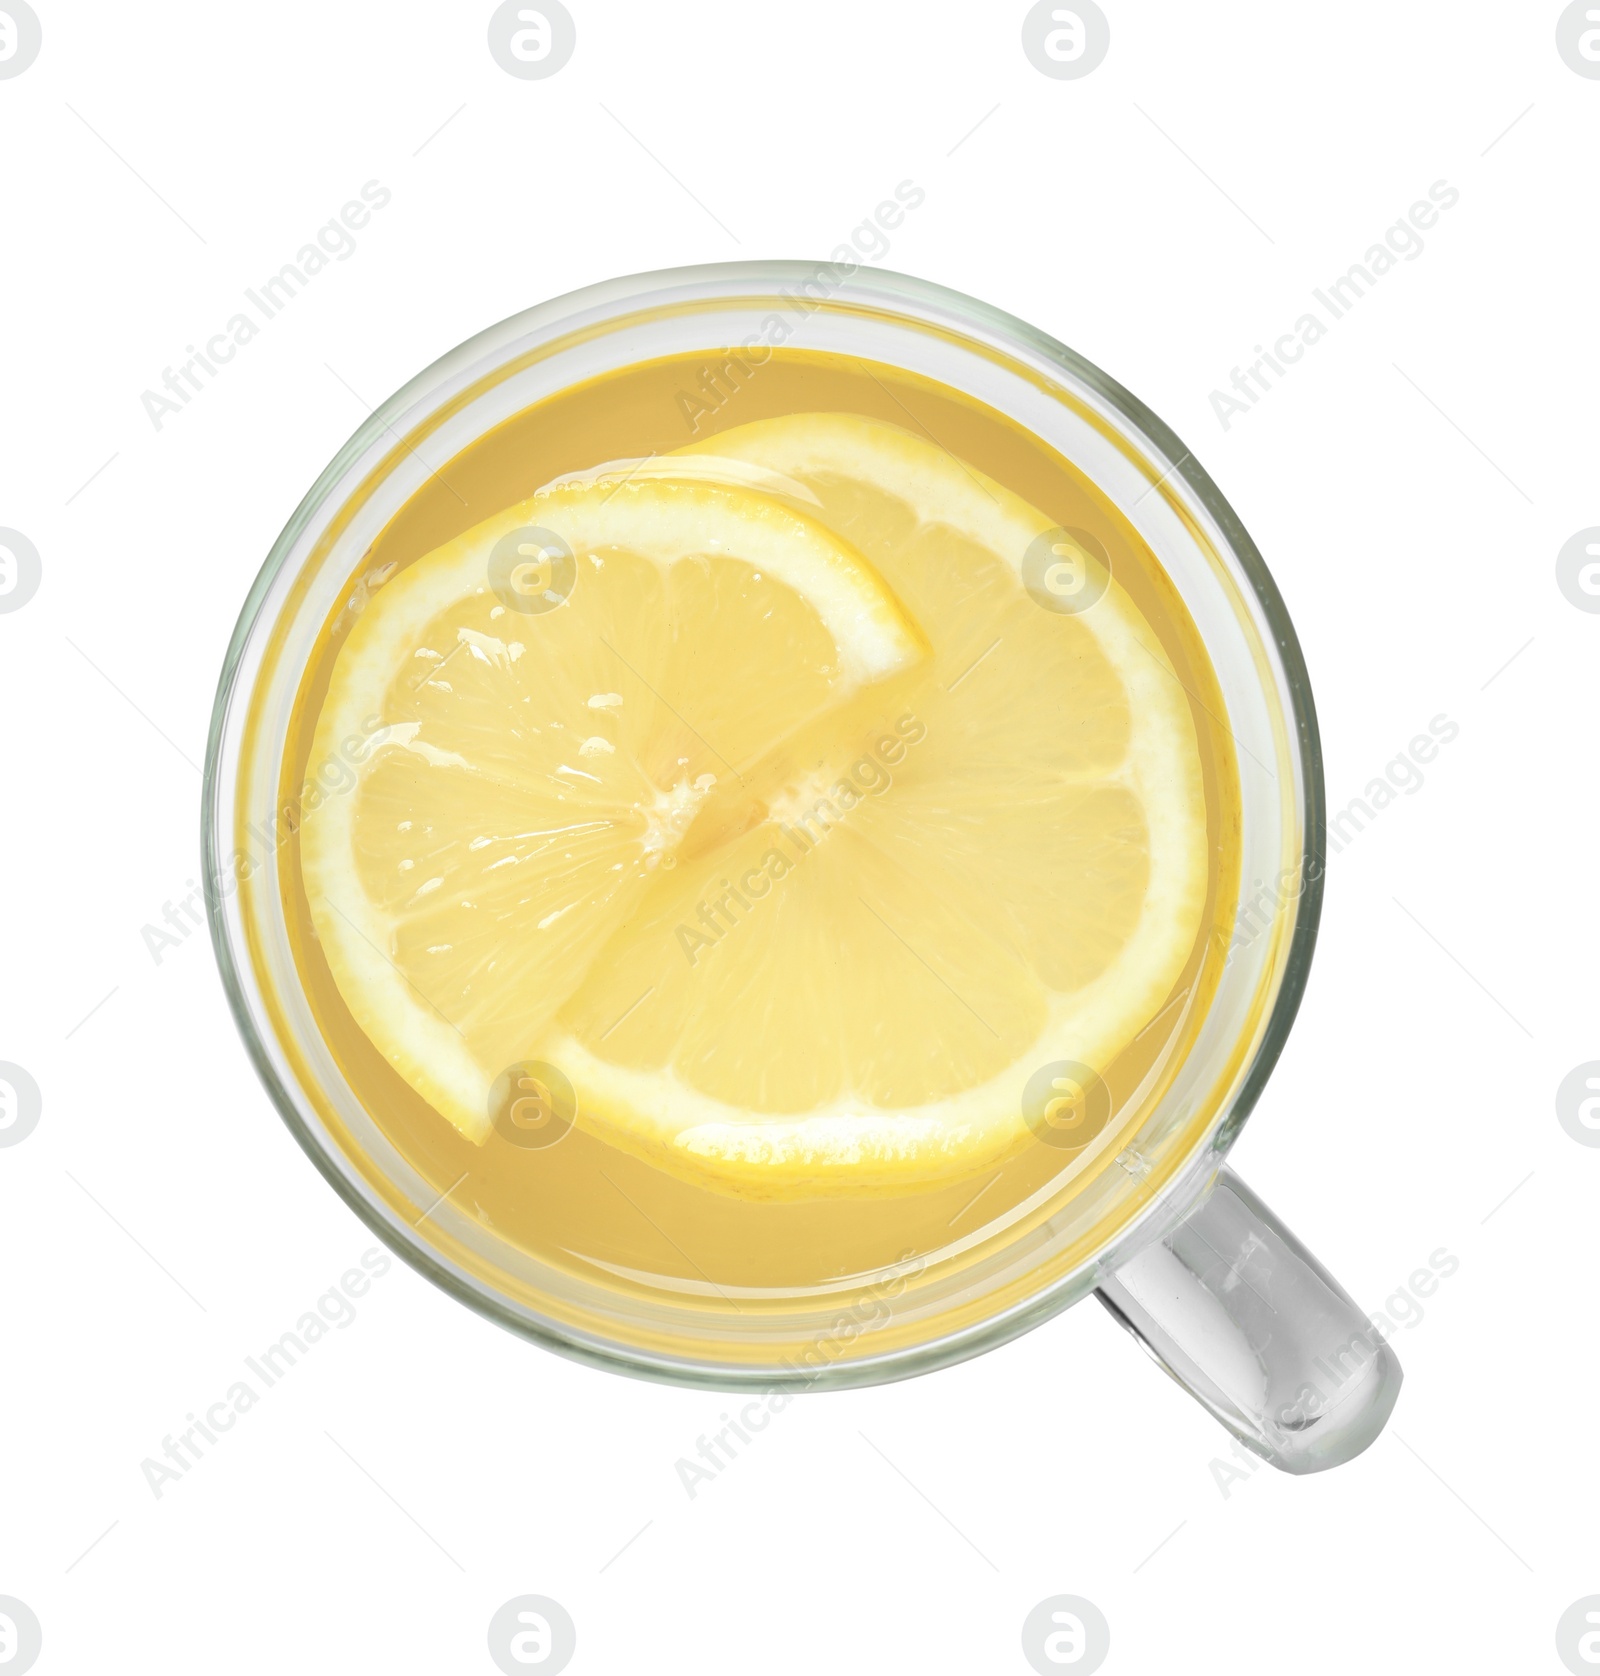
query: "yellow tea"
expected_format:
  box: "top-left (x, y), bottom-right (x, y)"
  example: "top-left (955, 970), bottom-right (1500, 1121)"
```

top-left (278, 349), bottom-right (1240, 1295)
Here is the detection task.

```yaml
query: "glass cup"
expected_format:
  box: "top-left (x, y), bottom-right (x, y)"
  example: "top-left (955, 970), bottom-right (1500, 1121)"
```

top-left (204, 262), bottom-right (1400, 1473)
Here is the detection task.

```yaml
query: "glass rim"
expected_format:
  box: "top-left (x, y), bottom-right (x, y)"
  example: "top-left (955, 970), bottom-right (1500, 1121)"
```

top-left (202, 259), bottom-right (1326, 1391)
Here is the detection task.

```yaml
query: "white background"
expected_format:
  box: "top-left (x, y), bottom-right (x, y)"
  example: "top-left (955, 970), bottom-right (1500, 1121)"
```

top-left (2, 2), bottom-right (1597, 1672)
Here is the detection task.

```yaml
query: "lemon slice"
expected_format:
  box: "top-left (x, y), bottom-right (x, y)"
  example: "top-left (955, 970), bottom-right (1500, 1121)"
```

top-left (300, 474), bottom-right (925, 1140)
top-left (539, 414), bottom-right (1213, 1194)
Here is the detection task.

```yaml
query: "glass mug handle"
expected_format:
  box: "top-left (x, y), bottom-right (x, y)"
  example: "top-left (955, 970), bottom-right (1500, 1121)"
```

top-left (1096, 1167), bottom-right (1402, 1473)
